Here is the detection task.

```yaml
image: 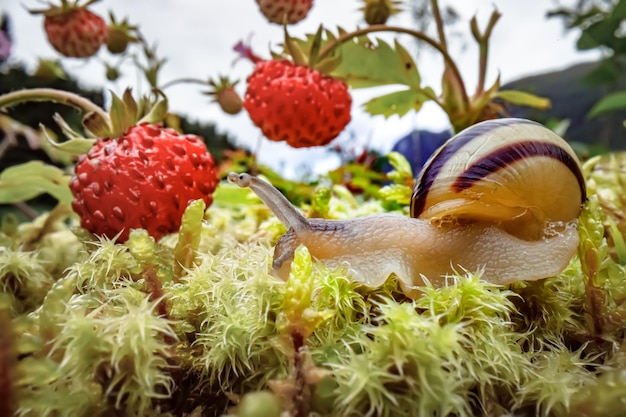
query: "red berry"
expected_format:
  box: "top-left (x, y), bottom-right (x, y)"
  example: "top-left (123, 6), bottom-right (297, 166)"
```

top-left (255, 0), bottom-right (313, 25)
top-left (43, 8), bottom-right (107, 58)
top-left (70, 124), bottom-right (218, 242)
top-left (244, 60), bottom-right (352, 148)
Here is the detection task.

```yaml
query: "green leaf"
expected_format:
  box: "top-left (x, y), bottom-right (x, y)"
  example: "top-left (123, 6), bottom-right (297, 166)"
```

top-left (122, 88), bottom-right (138, 124)
top-left (588, 90), bottom-right (626, 118)
top-left (109, 91), bottom-right (131, 136)
top-left (139, 98), bottom-right (168, 125)
top-left (0, 161), bottom-right (73, 205)
top-left (331, 38), bottom-right (421, 89)
top-left (363, 88), bottom-right (433, 118)
top-left (496, 90), bottom-right (551, 109)
top-left (577, 19), bottom-right (618, 50)
top-left (41, 125), bottom-right (95, 156)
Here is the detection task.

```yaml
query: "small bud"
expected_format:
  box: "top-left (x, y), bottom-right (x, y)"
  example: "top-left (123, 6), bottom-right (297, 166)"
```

top-left (360, 0), bottom-right (403, 25)
top-left (105, 64), bottom-right (120, 81)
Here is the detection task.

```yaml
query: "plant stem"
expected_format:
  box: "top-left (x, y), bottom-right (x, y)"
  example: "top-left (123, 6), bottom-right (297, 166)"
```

top-left (472, 10), bottom-right (501, 96)
top-left (316, 25), bottom-right (468, 103)
top-left (431, 0), bottom-right (448, 49)
top-left (0, 88), bottom-right (109, 123)
top-left (160, 77), bottom-right (209, 90)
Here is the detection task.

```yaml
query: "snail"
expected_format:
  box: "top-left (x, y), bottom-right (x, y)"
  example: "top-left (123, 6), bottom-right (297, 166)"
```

top-left (227, 118), bottom-right (586, 297)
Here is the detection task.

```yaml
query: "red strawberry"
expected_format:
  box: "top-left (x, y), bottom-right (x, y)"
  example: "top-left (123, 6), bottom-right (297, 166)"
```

top-left (32, 3), bottom-right (108, 58)
top-left (244, 60), bottom-right (352, 148)
top-left (70, 123), bottom-right (218, 242)
top-left (255, 0), bottom-right (314, 25)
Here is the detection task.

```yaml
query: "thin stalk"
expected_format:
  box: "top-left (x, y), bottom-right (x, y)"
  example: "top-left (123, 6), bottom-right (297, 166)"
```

top-left (160, 77), bottom-right (209, 90)
top-left (431, 0), bottom-right (448, 49)
top-left (0, 88), bottom-right (109, 123)
top-left (472, 10), bottom-right (501, 96)
top-left (316, 25), bottom-right (469, 105)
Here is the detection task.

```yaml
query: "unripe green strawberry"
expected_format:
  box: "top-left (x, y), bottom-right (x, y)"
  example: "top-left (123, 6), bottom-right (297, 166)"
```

top-left (360, 0), bottom-right (403, 25)
top-left (105, 13), bottom-right (138, 54)
top-left (40, 6), bottom-right (108, 58)
top-left (255, 0), bottom-right (313, 25)
top-left (206, 77), bottom-right (244, 115)
top-left (244, 60), bottom-right (352, 148)
top-left (70, 123), bottom-right (218, 242)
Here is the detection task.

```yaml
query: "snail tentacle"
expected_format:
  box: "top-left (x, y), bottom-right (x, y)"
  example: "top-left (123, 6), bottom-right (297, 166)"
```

top-left (227, 172), bottom-right (311, 234)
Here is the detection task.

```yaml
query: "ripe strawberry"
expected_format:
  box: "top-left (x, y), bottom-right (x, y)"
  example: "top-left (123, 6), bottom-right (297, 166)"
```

top-left (31, 2), bottom-right (107, 58)
top-left (255, 0), bottom-right (314, 25)
top-left (70, 123), bottom-right (218, 242)
top-left (244, 60), bottom-right (352, 148)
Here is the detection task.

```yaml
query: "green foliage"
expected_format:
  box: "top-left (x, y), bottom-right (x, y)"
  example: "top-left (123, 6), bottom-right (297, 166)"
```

top-left (0, 161), bottom-right (73, 206)
top-left (550, 0), bottom-right (626, 119)
top-left (588, 90), bottom-right (626, 118)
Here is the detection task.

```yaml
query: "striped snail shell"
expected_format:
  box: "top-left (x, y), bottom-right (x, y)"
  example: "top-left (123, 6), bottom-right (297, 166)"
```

top-left (227, 118), bottom-right (586, 298)
top-left (411, 118), bottom-right (586, 240)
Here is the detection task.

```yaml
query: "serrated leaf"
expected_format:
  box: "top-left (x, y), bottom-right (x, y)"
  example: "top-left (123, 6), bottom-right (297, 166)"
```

top-left (331, 37), bottom-right (421, 89)
top-left (363, 88), bottom-right (433, 118)
top-left (0, 161), bottom-right (73, 205)
top-left (588, 90), bottom-right (626, 118)
top-left (496, 90), bottom-right (551, 109)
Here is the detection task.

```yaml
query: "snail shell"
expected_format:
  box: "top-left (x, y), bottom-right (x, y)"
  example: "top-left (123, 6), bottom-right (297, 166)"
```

top-left (227, 118), bottom-right (586, 297)
top-left (412, 118), bottom-right (586, 239)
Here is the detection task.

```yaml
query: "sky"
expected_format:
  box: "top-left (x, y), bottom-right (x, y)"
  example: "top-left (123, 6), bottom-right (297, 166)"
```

top-left (3, 0), bottom-right (602, 177)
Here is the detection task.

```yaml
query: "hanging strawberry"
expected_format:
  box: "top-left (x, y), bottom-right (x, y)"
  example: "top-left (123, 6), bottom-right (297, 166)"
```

top-left (63, 91), bottom-right (219, 242)
top-left (236, 30), bottom-right (352, 148)
top-left (255, 0), bottom-right (314, 25)
top-left (30, 0), bottom-right (108, 58)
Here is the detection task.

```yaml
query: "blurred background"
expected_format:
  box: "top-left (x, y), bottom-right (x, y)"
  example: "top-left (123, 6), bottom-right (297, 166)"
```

top-left (1, 0), bottom-right (625, 179)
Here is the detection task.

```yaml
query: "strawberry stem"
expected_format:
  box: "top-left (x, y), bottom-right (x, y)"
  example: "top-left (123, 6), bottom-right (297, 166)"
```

top-left (317, 24), bottom-right (469, 106)
top-left (160, 77), bottom-right (209, 90)
top-left (0, 88), bottom-right (110, 124)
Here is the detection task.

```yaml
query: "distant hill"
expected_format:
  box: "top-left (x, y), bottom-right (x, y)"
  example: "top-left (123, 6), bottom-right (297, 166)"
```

top-left (503, 61), bottom-right (626, 150)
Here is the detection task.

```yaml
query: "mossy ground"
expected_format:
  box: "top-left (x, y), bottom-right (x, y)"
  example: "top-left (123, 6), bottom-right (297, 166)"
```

top-left (2, 154), bottom-right (626, 417)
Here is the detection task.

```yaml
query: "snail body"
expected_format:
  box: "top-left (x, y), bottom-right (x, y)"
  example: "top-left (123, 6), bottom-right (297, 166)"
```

top-left (228, 118), bottom-right (586, 297)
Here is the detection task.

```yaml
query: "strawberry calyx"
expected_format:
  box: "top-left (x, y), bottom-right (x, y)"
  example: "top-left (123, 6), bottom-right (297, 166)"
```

top-left (41, 89), bottom-right (169, 157)
top-left (28, 0), bottom-right (102, 17)
top-left (278, 25), bottom-right (343, 75)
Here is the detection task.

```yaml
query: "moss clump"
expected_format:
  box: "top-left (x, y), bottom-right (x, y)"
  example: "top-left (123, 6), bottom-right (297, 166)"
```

top-left (3, 161), bottom-right (626, 416)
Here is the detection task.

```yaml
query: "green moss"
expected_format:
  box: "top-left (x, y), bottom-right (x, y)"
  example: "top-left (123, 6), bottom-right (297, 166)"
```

top-left (4, 160), bottom-right (626, 416)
